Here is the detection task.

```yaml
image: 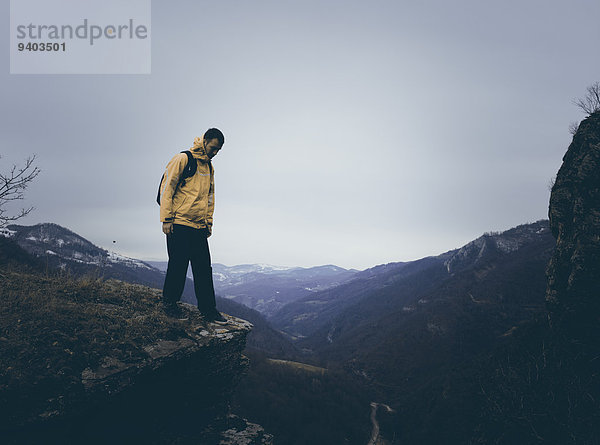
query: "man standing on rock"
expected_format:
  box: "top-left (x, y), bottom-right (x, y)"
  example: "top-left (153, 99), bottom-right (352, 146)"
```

top-left (158, 128), bottom-right (227, 323)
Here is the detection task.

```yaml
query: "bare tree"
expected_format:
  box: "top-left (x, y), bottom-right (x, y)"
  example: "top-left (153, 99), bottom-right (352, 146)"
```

top-left (0, 155), bottom-right (41, 227)
top-left (573, 81), bottom-right (600, 115)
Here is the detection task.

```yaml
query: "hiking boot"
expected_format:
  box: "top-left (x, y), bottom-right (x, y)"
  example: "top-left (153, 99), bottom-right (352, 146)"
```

top-left (163, 303), bottom-right (189, 320)
top-left (203, 310), bottom-right (228, 324)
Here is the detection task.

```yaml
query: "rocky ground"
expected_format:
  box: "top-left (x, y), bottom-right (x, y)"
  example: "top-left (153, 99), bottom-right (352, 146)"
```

top-left (0, 259), bottom-right (271, 444)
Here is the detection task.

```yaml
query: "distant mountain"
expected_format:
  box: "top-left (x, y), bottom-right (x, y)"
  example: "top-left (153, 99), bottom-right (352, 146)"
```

top-left (270, 256), bottom-right (442, 340)
top-left (271, 220), bottom-right (553, 341)
top-left (1, 223), bottom-right (165, 289)
top-left (0, 235), bottom-right (45, 272)
top-left (290, 221), bottom-right (555, 387)
top-left (148, 261), bottom-right (358, 317)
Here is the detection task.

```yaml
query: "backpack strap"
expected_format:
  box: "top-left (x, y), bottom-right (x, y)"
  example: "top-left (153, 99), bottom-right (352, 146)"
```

top-left (156, 151), bottom-right (198, 205)
top-left (176, 150), bottom-right (197, 188)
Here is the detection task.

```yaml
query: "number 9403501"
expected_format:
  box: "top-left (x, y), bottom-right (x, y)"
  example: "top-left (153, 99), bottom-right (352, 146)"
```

top-left (18, 42), bottom-right (66, 51)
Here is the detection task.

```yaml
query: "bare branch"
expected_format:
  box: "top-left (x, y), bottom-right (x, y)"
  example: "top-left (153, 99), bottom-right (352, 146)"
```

top-left (573, 81), bottom-right (600, 115)
top-left (0, 154), bottom-right (40, 227)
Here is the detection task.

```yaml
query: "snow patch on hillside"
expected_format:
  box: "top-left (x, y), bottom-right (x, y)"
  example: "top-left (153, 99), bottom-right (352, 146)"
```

top-left (106, 251), bottom-right (154, 270)
top-left (0, 228), bottom-right (16, 237)
top-left (213, 272), bottom-right (227, 282)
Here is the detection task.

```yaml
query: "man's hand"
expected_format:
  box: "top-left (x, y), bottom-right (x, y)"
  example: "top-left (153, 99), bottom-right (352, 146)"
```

top-left (162, 222), bottom-right (174, 235)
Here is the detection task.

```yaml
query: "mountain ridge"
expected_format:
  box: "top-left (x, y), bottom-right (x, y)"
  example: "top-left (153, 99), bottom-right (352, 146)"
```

top-left (148, 260), bottom-right (358, 317)
top-left (271, 220), bottom-right (551, 340)
top-left (1, 223), bottom-right (164, 289)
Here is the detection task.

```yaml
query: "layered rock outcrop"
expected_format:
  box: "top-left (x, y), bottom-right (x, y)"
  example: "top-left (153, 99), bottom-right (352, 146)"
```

top-left (546, 110), bottom-right (600, 336)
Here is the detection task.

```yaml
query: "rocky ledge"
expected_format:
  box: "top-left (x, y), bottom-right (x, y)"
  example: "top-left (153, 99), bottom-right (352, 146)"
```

top-left (0, 265), bottom-right (270, 444)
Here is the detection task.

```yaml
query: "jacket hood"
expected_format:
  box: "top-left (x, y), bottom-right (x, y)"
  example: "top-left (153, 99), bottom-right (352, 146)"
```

top-left (190, 136), bottom-right (211, 163)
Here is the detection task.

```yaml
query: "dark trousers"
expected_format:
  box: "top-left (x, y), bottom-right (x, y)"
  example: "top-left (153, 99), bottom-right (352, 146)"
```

top-left (162, 224), bottom-right (216, 313)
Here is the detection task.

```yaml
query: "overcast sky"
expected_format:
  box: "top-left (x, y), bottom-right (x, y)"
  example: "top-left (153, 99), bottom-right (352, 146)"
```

top-left (2, 0), bottom-right (599, 270)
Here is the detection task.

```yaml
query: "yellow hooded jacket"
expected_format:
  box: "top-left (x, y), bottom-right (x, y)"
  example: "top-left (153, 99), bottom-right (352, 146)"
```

top-left (159, 138), bottom-right (215, 234)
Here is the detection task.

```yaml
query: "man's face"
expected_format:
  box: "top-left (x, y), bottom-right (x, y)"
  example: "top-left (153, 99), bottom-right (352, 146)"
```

top-left (204, 138), bottom-right (222, 158)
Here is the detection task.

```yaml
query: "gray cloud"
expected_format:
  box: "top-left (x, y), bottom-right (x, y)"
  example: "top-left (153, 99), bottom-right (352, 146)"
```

top-left (1, 0), bottom-right (598, 269)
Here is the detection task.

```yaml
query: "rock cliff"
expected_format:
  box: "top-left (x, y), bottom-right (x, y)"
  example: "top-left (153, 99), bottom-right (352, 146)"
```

top-left (546, 110), bottom-right (600, 337)
top-left (0, 255), bottom-right (272, 444)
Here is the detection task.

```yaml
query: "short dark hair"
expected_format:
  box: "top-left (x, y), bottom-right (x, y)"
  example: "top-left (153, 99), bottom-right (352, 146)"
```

top-left (204, 128), bottom-right (225, 146)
